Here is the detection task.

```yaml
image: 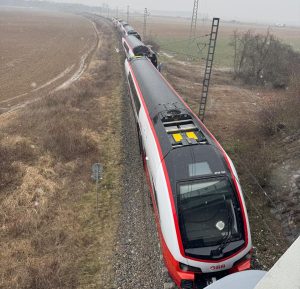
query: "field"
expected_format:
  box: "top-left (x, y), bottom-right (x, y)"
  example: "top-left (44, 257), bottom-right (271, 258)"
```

top-left (0, 10), bottom-right (124, 289)
top-left (0, 6), bottom-right (299, 289)
top-left (0, 7), bottom-right (96, 107)
top-left (128, 15), bottom-right (300, 67)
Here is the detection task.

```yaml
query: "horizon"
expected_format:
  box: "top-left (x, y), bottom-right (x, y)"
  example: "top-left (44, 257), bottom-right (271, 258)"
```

top-left (0, 0), bottom-right (299, 26)
top-left (50, 0), bottom-right (300, 26)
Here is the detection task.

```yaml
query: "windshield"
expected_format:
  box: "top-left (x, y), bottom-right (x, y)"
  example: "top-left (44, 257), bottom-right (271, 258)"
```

top-left (178, 177), bottom-right (243, 249)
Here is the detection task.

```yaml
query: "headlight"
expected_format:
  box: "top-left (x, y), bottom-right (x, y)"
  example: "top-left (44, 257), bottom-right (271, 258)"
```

top-left (179, 262), bottom-right (202, 273)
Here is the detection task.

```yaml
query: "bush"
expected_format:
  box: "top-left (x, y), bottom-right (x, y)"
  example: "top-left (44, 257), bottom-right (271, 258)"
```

top-left (231, 75), bottom-right (300, 186)
top-left (233, 122), bottom-right (274, 187)
top-left (231, 30), bottom-right (300, 88)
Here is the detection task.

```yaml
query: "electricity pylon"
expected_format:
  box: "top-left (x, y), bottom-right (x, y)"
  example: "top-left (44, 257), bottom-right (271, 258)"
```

top-left (189, 0), bottom-right (199, 40)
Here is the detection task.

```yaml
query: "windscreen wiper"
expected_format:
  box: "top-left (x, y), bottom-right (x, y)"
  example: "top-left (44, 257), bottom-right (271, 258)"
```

top-left (211, 206), bottom-right (233, 257)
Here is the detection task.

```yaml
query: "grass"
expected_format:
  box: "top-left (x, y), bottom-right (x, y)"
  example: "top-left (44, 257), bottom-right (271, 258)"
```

top-left (0, 18), bottom-right (123, 289)
top-left (157, 36), bottom-right (234, 67)
top-left (157, 33), bottom-right (300, 68)
top-left (129, 16), bottom-right (300, 69)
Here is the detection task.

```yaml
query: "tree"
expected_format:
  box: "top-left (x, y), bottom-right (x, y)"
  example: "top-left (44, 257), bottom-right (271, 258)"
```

top-left (230, 30), bottom-right (300, 88)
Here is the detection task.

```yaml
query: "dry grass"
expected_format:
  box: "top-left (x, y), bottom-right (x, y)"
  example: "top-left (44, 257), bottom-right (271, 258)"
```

top-left (0, 18), bottom-right (122, 289)
top-left (258, 89), bottom-right (300, 137)
top-left (232, 76), bottom-right (300, 186)
top-left (21, 85), bottom-right (99, 161)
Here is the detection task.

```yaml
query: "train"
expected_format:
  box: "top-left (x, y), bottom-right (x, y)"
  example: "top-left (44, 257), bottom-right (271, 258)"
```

top-left (113, 18), bottom-right (252, 289)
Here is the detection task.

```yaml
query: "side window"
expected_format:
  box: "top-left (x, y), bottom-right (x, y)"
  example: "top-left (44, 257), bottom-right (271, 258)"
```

top-left (128, 73), bottom-right (141, 113)
top-left (124, 42), bottom-right (129, 53)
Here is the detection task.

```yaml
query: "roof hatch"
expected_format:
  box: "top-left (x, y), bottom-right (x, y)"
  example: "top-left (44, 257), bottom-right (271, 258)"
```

top-left (160, 109), bottom-right (208, 148)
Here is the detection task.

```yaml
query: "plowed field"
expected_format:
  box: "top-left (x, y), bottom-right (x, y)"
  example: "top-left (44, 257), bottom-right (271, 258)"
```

top-left (0, 7), bottom-right (96, 105)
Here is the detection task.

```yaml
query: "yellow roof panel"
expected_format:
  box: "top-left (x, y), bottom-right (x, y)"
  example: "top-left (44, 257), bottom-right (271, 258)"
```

top-left (173, 133), bottom-right (183, 142)
top-left (186, 131), bottom-right (198, 140)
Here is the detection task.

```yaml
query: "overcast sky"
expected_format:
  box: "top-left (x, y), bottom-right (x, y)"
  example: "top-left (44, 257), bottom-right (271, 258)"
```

top-left (53, 0), bottom-right (300, 25)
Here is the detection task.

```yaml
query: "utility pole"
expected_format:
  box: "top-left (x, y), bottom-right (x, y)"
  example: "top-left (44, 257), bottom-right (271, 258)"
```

top-left (143, 8), bottom-right (149, 40)
top-left (101, 3), bottom-right (106, 17)
top-left (127, 5), bottom-right (130, 23)
top-left (198, 18), bottom-right (220, 121)
top-left (189, 0), bottom-right (200, 40)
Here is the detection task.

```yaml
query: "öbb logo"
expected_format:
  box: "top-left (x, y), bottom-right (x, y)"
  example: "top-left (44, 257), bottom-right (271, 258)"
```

top-left (210, 264), bottom-right (225, 270)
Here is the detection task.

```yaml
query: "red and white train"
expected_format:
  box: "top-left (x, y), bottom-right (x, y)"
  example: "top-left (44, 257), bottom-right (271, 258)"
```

top-left (124, 56), bottom-right (252, 289)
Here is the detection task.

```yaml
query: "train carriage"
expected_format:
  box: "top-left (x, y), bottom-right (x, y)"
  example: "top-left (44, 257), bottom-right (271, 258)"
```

top-left (124, 57), bottom-right (252, 289)
top-left (121, 25), bottom-right (141, 40)
top-left (122, 35), bottom-right (150, 58)
top-left (122, 36), bottom-right (158, 68)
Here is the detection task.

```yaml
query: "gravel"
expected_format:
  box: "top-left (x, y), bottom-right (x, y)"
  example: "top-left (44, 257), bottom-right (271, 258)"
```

top-left (112, 82), bottom-right (173, 288)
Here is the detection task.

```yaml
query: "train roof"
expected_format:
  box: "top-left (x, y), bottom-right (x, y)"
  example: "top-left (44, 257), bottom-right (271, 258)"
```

top-left (124, 25), bottom-right (135, 32)
top-left (130, 57), bottom-right (186, 118)
top-left (125, 35), bottom-right (146, 49)
top-left (129, 58), bottom-right (226, 160)
top-left (128, 58), bottom-right (240, 219)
